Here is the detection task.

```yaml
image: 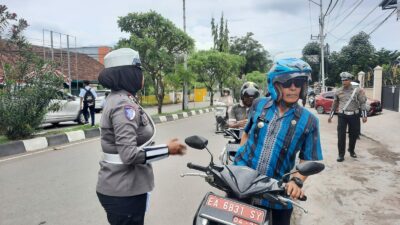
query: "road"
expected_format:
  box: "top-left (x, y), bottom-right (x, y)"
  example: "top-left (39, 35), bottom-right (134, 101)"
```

top-left (1, 108), bottom-right (399, 225)
top-left (0, 112), bottom-right (225, 225)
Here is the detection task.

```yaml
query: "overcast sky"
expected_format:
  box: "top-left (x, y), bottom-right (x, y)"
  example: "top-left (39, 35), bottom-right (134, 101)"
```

top-left (3, 0), bottom-right (400, 58)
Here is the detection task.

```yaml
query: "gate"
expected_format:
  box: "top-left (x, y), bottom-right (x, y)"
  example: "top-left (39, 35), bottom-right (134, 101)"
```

top-left (382, 85), bottom-right (400, 111)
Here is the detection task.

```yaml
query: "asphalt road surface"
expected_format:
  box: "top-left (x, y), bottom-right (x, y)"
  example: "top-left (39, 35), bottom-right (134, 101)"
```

top-left (0, 112), bottom-right (226, 225)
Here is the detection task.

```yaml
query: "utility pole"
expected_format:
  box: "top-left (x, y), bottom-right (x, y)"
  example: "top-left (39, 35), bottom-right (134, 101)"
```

top-left (67, 35), bottom-right (71, 94)
top-left (310, 0), bottom-right (326, 92)
top-left (50, 30), bottom-right (54, 61)
top-left (182, 0), bottom-right (188, 110)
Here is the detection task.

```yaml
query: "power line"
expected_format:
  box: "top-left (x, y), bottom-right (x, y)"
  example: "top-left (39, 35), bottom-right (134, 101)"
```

top-left (329, 0), bottom-right (347, 29)
top-left (325, 0), bottom-right (340, 31)
top-left (309, 0), bottom-right (314, 35)
top-left (324, 0), bottom-right (333, 17)
top-left (328, 0), bottom-right (364, 33)
top-left (334, 4), bottom-right (379, 43)
top-left (326, 0), bottom-right (340, 16)
top-left (360, 9), bottom-right (392, 31)
top-left (368, 9), bottom-right (396, 35)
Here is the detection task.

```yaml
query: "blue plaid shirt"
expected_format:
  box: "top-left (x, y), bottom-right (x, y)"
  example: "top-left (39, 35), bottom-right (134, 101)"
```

top-left (234, 97), bottom-right (323, 209)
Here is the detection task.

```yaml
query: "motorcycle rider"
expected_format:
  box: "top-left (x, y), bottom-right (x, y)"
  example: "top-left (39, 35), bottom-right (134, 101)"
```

top-left (228, 81), bottom-right (260, 129)
top-left (96, 48), bottom-right (187, 225)
top-left (218, 88), bottom-right (234, 111)
top-left (234, 58), bottom-right (323, 225)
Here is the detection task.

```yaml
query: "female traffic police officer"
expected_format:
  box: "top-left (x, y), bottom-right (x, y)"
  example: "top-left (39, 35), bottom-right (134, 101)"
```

top-left (96, 48), bottom-right (186, 225)
top-left (234, 58), bottom-right (323, 225)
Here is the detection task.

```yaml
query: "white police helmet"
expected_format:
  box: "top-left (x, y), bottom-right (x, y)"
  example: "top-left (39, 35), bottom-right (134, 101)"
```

top-left (339, 72), bottom-right (354, 81)
top-left (104, 48), bottom-right (141, 69)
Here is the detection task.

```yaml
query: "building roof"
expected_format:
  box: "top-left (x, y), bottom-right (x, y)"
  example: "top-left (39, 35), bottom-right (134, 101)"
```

top-left (0, 39), bottom-right (104, 83)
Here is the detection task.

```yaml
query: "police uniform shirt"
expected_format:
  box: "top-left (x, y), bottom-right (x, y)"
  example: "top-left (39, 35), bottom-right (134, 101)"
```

top-left (228, 103), bottom-right (248, 122)
top-left (332, 86), bottom-right (367, 112)
top-left (234, 97), bottom-right (323, 209)
top-left (96, 90), bottom-right (154, 197)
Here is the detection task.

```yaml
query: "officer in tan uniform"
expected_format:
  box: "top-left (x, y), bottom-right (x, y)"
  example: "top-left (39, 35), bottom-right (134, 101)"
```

top-left (96, 48), bottom-right (186, 225)
top-left (328, 72), bottom-right (367, 162)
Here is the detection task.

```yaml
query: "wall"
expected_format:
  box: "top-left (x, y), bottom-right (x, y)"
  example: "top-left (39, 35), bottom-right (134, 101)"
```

top-left (364, 88), bottom-right (374, 99)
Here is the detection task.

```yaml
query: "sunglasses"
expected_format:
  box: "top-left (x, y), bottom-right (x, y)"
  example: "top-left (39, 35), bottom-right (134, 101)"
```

top-left (280, 78), bottom-right (307, 88)
top-left (341, 79), bottom-right (350, 81)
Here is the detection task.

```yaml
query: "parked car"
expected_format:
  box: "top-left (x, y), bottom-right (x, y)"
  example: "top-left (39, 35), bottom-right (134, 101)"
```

top-left (95, 89), bottom-right (111, 112)
top-left (314, 91), bottom-right (382, 116)
top-left (43, 92), bottom-right (85, 125)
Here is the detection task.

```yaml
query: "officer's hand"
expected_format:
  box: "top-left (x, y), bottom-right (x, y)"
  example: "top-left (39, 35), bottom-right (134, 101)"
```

top-left (286, 181), bottom-right (304, 200)
top-left (328, 118), bottom-right (332, 123)
top-left (167, 138), bottom-right (187, 156)
top-left (238, 119), bottom-right (248, 127)
top-left (362, 117), bottom-right (367, 123)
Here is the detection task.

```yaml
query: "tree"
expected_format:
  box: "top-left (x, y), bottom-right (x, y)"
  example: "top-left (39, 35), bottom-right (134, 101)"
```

top-left (164, 63), bottom-right (196, 102)
top-left (245, 71), bottom-right (266, 91)
top-left (0, 5), bottom-right (64, 139)
top-left (211, 14), bottom-right (229, 53)
top-left (189, 50), bottom-right (243, 106)
top-left (230, 32), bottom-right (272, 76)
top-left (341, 32), bottom-right (375, 75)
top-left (117, 11), bottom-right (194, 113)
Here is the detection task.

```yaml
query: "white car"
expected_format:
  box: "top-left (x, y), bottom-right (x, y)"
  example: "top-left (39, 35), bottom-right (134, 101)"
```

top-left (95, 90), bottom-right (111, 112)
top-left (43, 92), bottom-right (85, 125)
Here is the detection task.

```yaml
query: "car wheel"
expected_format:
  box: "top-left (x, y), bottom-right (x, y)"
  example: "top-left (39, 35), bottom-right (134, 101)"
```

top-left (316, 106), bottom-right (325, 114)
top-left (76, 112), bottom-right (86, 124)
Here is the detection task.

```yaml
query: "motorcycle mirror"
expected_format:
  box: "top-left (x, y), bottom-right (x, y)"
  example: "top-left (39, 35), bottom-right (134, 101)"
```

top-left (296, 162), bottom-right (325, 176)
top-left (185, 135), bottom-right (208, 150)
top-left (216, 116), bottom-right (226, 125)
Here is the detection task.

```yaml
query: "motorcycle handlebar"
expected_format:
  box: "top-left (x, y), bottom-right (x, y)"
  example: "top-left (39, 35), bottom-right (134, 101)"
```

top-left (187, 163), bottom-right (208, 172)
top-left (299, 195), bottom-right (307, 201)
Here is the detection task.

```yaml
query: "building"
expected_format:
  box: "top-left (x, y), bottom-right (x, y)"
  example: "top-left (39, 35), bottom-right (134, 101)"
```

top-left (0, 40), bottom-right (105, 95)
top-left (68, 46), bottom-right (111, 65)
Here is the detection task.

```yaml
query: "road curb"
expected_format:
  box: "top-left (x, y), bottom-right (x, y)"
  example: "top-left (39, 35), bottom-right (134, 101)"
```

top-left (47, 134), bottom-right (69, 147)
top-left (0, 107), bottom-right (214, 158)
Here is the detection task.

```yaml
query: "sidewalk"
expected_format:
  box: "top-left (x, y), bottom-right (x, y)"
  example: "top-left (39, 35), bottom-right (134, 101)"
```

top-left (361, 110), bottom-right (400, 153)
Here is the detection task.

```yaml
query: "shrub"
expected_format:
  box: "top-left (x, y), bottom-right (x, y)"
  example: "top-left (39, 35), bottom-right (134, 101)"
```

top-left (0, 5), bottom-right (64, 139)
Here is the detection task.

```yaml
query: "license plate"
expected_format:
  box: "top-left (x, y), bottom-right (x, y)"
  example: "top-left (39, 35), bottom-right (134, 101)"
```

top-left (205, 194), bottom-right (265, 224)
top-left (233, 216), bottom-right (259, 225)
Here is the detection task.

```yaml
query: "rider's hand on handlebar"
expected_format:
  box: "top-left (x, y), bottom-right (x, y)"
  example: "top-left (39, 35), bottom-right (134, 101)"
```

top-left (167, 138), bottom-right (187, 156)
top-left (285, 181), bottom-right (305, 200)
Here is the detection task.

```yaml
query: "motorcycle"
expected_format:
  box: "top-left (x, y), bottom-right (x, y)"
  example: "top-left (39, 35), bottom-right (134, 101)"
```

top-left (214, 101), bottom-right (228, 132)
top-left (216, 128), bottom-right (242, 165)
top-left (308, 94), bottom-right (315, 108)
top-left (181, 135), bottom-right (325, 225)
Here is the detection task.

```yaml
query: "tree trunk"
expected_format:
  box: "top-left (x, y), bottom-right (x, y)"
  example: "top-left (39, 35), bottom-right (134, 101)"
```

top-left (155, 76), bottom-right (164, 114)
top-left (210, 90), bottom-right (214, 106)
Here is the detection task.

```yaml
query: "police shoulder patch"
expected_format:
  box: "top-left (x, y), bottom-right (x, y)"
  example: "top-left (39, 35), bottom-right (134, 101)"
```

top-left (124, 105), bottom-right (136, 121)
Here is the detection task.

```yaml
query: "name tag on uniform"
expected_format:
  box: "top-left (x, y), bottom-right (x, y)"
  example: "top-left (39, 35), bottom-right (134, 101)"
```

top-left (124, 105), bottom-right (136, 121)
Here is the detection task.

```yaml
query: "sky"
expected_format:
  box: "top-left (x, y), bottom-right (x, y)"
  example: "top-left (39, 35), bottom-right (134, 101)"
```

top-left (3, 0), bottom-right (400, 58)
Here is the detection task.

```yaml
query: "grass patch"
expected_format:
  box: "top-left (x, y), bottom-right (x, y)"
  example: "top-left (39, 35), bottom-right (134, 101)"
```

top-left (0, 136), bottom-right (9, 144)
top-left (36, 124), bottom-right (100, 137)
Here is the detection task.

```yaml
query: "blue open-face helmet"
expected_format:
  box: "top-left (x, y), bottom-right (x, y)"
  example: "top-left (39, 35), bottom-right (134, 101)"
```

top-left (267, 58), bottom-right (311, 101)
